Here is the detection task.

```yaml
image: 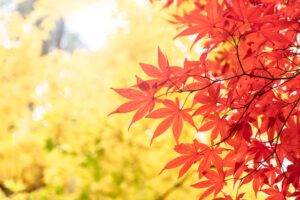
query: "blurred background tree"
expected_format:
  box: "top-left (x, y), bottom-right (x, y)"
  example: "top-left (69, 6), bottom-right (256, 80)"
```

top-left (0, 0), bottom-right (209, 199)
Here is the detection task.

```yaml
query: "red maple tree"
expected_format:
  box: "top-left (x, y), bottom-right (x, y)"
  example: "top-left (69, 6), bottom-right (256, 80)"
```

top-left (110, 0), bottom-right (300, 199)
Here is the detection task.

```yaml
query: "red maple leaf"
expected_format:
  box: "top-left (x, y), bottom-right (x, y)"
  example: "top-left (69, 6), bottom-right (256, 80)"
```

top-left (191, 170), bottom-right (227, 200)
top-left (160, 139), bottom-right (226, 179)
top-left (109, 77), bottom-right (157, 130)
top-left (262, 185), bottom-right (288, 200)
top-left (139, 47), bottom-right (171, 88)
top-left (198, 113), bottom-right (229, 144)
top-left (146, 98), bottom-right (196, 144)
top-left (193, 85), bottom-right (227, 116)
top-left (160, 139), bottom-right (204, 178)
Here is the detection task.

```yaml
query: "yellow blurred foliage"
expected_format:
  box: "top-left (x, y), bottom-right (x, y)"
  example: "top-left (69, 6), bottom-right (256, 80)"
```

top-left (0, 0), bottom-right (201, 199)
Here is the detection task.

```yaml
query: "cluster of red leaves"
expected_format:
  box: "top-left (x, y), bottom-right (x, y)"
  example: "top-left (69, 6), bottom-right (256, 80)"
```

top-left (111, 0), bottom-right (300, 199)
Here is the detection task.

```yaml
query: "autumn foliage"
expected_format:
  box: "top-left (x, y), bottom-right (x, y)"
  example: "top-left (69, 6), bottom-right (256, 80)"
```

top-left (111, 0), bottom-right (300, 199)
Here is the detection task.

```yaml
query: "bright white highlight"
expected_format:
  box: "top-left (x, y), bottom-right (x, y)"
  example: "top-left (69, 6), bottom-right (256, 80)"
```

top-left (131, 0), bottom-right (150, 7)
top-left (195, 132), bottom-right (207, 143)
top-left (35, 82), bottom-right (49, 97)
top-left (32, 106), bottom-right (46, 121)
top-left (145, 129), bottom-right (153, 136)
top-left (66, 1), bottom-right (128, 51)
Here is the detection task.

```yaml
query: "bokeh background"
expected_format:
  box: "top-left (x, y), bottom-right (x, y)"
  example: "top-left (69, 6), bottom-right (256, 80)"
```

top-left (0, 0), bottom-right (205, 199)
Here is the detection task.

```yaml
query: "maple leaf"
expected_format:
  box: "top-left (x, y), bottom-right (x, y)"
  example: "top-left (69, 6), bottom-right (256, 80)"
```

top-left (191, 170), bottom-right (227, 200)
top-left (174, 0), bottom-right (228, 49)
top-left (196, 143), bottom-right (226, 178)
top-left (146, 98), bottom-right (196, 144)
top-left (139, 47), bottom-right (171, 88)
top-left (198, 113), bottom-right (229, 144)
top-left (109, 77), bottom-right (157, 130)
top-left (262, 185), bottom-right (288, 200)
top-left (224, 0), bottom-right (272, 27)
top-left (225, 114), bottom-right (255, 148)
top-left (286, 157), bottom-right (300, 190)
top-left (261, 102), bottom-right (286, 141)
top-left (248, 140), bottom-right (272, 167)
top-left (160, 139), bottom-right (204, 178)
top-left (160, 139), bottom-right (226, 179)
top-left (277, 118), bottom-right (300, 162)
top-left (193, 85), bottom-right (227, 116)
top-left (222, 145), bottom-right (249, 185)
